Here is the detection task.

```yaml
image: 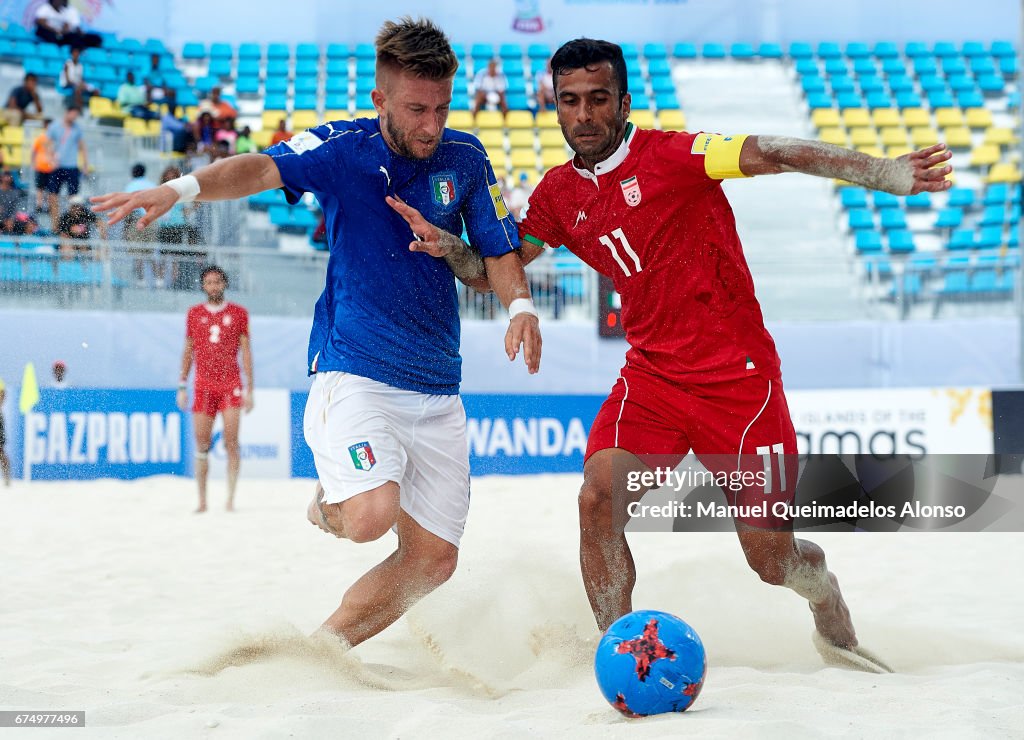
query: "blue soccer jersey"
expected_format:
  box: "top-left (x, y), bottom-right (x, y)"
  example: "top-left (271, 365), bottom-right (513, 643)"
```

top-left (265, 118), bottom-right (519, 395)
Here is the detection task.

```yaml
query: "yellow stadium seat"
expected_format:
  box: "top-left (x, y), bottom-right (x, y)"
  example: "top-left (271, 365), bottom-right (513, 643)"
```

top-left (509, 148), bottom-right (537, 170)
top-left (934, 108), bottom-right (965, 129)
top-left (969, 144), bottom-right (1001, 167)
top-left (879, 127), bottom-right (908, 147)
top-left (262, 111), bottom-right (288, 130)
top-left (910, 127), bottom-right (939, 147)
top-left (89, 97), bottom-right (124, 119)
top-left (630, 110), bottom-right (655, 129)
top-left (944, 127), bottom-right (972, 149)
top-left (146, 119), bottom-right (161, 135)
top-left (984, 127), bottom-right (1017, 146)
top-left (324, 109), bottom-right (349, 121)
top-left (535, 110), bottom-right (559, 129)
top-left (886, 146), bottom-right (913, 159)
top-left (872, 109), bottom-right (901, 128)
top-left (849, 127), bottom-right (878, 147)
top-left (987, 162), bottom-right (1022, 183)
top-left (477, 128), bottom-right (505, 150)
top-left (657, 109), bottom-right (686, 131)
top-left (447, 110), bottom-right (474, 131)
top-left (353, 109), bottom-right (375, 119)
top-left (818, 127), bottom-right (847, 146)
top-left (124, 117), bottom-right (149, 136)
top-left (541, 147), bottom-right (568, 169)
top-left (476, 110), bottom-right (505, 129)
top-left (252, 130), bottom-right (273, 148)
top-left (964, 107), bottom-right (993, 129)
top-left (856, 146), bottom-right (885, 158)
top-left (508, 129), bottom-right (534, 148)
top-left (291, 110), bottom-right (319, 130)
top-left (0, 126), bottom-right (24, 145)
top-left (841, 108), bottom-right (871, 128)
top-left (538, 128), bottom-right (565, 148)
top-left (506, 110), bottom-right (535, 129)
top-left (184, 106), bottom-right (199, 120)
top-left (901, 108), bottom-right (930, 128)
top-left (492, 152), bottom-right (511, 177)
top-left (4, 144), bottom-right (22, 167)
top-left (812, 109), bottom-right (841, 129)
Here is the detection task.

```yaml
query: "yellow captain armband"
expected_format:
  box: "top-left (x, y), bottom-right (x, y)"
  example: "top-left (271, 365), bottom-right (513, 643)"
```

top-left (691, 133), bottom-right (750, 179)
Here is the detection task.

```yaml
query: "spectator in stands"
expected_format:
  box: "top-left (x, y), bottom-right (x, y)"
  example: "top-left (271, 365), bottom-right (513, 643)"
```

top-left (31, 117), bottom-right (55, 211)
top-left (270, 119), bottom-right (293, 145)
top-left (45, 105), bottom-right (89, 227)
top-left (472, 58), bottom-right (509, 115)
top-left (9, 211), bottom-right (40, 237)
top-left (4, 73), bottom-right (44, 126)
top-left (123, 163), bottom-right (157, 242)
top-left (116, 71), bottom-right (155, 120)
top-left (234, 125), bottom-right (255, 154)
top-left (192, 111), bottom-right (216, 153)
top-left (57, 195), bottom-right (105, 255)
top-left (215, 118), bottom-right (239, 153)
top-left (535, 60), bottom-right (555, 111)
top-left (200, 86), bottom-right (238, 123)
top-left (0, 171), bottom-right (24, 229)
top-left (144, 52), bottom-right (164, 87)
top-left (156, 165), bottom-right (204, 289)
top-left (183, 141), bottom-right (209, 173)
top-left (159, 91), bottom-right (191, 153)
top-left (51, 360), bottom-right (69, 388)
top-left (209, 140), bottom-right (232, 162)
top-left (34, 0), bottom-right (101, 50)
top-left (506, 171), bottom-right (532, 218)
top-left (60, 47), bottom-right (97, 110)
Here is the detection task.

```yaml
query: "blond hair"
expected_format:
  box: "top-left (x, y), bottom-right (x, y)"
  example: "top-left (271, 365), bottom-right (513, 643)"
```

top-left (375, 16), bottom-right (458, 81)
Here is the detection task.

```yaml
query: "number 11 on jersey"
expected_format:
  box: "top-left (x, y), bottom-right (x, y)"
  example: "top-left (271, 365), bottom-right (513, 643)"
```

top-left (598, 228), bottom-right (643, 276)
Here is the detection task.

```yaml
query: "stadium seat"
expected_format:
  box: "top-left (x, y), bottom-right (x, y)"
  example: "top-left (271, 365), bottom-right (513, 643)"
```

top-left (839, 187), bottom-right (868, 209)
top-left (934, 108), bottom-right (965, 128)
top-left (888, 230), bottom-right (916, 253)
top-left (979, 205), bottom-right (1007, 228)
top-left (812, 109), bottom-right (841, 128)
top-left (702, 43), bottom-right (726, 59)
top-left (481, 129), bottom-right (507, 149)
top-left (976, 226), bottom-right (1003, 249)
top-left (880, 127), bottom-right (908, 147)
top-left (880, 210), bottom-right (907, 230)
top-left (541, 148), bottom-right (568, 170)
top-left (672, 42), bottom-right (697, 59)
top-left (510, 149), bottom-right (537, 171)
top-left (789, 42), bottom-right (813, 59)
top-left (292, 110), bottom-right (319, 130)
top-left (944, 127), bottom-right (972, 149)
top-left (806, 93), bottom-right (833, 109)
top-left (209, 43), bottom-right (232, 61)
top-left (948, 229), bottom-right (975, 250)
top-left (983, 184), bottom-right (1010, 205)
top-left (848, 209), bottom-right (874, 230)
top-left (910, 127), bottom-right (939, 147)
top-left (873, 191), bottom-right (901, 210)
top-left (841, 108), bottom-right (871, 128)
top-left (658, 110), bottom-right (686, 131)
top-left (476, 111), bottom-right (505, 129)
top-left (969, 144), bottom-right (1001, 168)
top-left (985, 127), bottom-right (1017, 146)
top-left (964, 108), bottom-right (994, 129)
top-left (758, 42), bottom-right (783, 59)
top-left (905, 192), bottom-right (932, 210)
top-left (730, 43), bottom-right (755, 60)
top-left (182, 42), bottom-right (205, 60)
top-left (506, 110), bottom-right (534, 129)
top-left (630, 110), bottom-right (656, 129)
top-left (850, 128), bottom-right (878, 147)
top-left (527, 43), bottom-right (550, 60)
top-left (855, 231), bottom-right (883, 253)
top-left (819, 128), bottom-right (847, 146)
top-left (447, 110), bottom-right (474, 130)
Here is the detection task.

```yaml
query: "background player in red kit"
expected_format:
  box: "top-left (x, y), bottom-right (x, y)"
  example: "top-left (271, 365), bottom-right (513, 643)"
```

top-left (423, 38), bottom-right (953, 672)
top-left (177, 265), bottom-right (253, 513)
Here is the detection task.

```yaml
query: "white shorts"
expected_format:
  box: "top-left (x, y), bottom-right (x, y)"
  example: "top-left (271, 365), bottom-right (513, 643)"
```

top-left (303, 372), bottom-right (471, 547)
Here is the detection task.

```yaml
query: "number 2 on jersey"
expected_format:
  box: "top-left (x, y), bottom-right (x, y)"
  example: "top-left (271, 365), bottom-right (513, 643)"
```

top-left (598, 228), bottom-right (643, 276)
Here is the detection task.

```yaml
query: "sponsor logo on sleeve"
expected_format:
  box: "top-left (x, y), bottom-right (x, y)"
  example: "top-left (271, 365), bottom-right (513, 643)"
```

top-left (489, 183), bottom-right (510, 219)
top-left (285, 130), bottom-right (325, 154)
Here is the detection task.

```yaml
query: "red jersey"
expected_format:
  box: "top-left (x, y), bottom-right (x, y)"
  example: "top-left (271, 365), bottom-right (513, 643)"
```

top-left (520, 124), bottom-right (781, 385)
top-left (186, 302), bottom-right (249, 389)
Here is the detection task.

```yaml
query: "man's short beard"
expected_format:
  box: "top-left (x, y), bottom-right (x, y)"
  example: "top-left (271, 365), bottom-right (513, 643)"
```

top-left (384, 115), bottom-right (419, 159)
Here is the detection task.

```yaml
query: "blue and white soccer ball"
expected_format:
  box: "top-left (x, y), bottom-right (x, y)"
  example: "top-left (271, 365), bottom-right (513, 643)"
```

top-left (594, 609), bottom-right (706, 717)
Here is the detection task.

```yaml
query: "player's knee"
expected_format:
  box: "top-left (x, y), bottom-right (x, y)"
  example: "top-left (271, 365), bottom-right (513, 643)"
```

top-left (578, 480), bottom-right (612, 525)
top-left (416, 547), bottom-right (458, 587)
top-left (343, 516), bottom-right (392, 544)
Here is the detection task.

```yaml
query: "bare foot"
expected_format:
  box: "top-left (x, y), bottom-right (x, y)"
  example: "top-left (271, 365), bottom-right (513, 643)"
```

top-left (307, 484), bottom-right (343, 538)
top-left (194, 506), bottom-right (207, 514)
top-left (226, 503), bottom-right (235, 512)
top-left (809, 573), bottom-right (857, 648)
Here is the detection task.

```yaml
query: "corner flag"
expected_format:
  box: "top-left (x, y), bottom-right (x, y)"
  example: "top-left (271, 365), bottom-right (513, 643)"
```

top-left (19, 362), bottom-right (39, 414)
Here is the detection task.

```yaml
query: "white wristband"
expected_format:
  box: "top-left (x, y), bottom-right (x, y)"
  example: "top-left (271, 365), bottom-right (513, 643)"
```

top-left (508, 298), bottom-right (539, 320)
top-left (164, 174), bottom-right (200, 203)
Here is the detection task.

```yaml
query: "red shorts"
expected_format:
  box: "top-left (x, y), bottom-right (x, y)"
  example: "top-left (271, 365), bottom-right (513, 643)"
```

top-left (192, 385), bottom-right (243, 417)
top-left (587, 366), bottom-right (798, 527)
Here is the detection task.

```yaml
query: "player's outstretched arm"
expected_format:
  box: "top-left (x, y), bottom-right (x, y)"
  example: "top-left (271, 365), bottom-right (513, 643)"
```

top-left (485, 252), bottom-right (542, 375)
top-left (91, 153), bottom-right (285, 229)
top-left (739, 136), bottom-right (953, 195)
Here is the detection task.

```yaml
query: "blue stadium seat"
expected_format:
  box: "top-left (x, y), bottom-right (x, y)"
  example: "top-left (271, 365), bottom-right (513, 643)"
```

top-left (452, 77), bottom-right (468, 94)
top-left (325, 76), bottom-right (347, 95)
top-left (848, 209), bottom-right (874, 230)
top-left (295, 59), bottom-right (319, 77)
top-left (355, 92), bottom-right (373, 109)
top-left (326, 43), bottom-right (347, 60)
top-left (295, 77), bottom-right (318, 95)
top-left (182, 42), bottom-right (205, 60)
top-left (631, 94), bottom-right (651, 110)
top-left (620, 43), bottom-right (639, 60)
top-left (918, 74), bottom-right (946, 94)
top-left (802, 76), bottom-right (826, 94)
top-left (326, 58), bottom-right (347, 76)
top-left (979, 205), bottom-right (1006, 228)
top-left (672, 42), bottom-right (697, 59)
top-left (789, 42), bottom-right (813, 59)
top-left (354, 43), bottom-right (375, 60)
top-left (504, 58), bottom-right (524, 76)
top-left (294, 93), bottom-right (318, 110)
top-left (238, 43), bottom-right (260, 61)
top-left (758, 42), bottom-right (783, 59)
top-left (976, 226), bottom-right (1003, 249)
top-left (905, 41), bottom-right (930, 58)
top-left (912, 57), bottom-right (938, 76)
top-left (840, 188), bottom-right (867, 208)
top-left (356, 58), bottom-right (375, 76)
top-left (0, 259), bottom-right (22, 281)
top-left (266, 43), bottom-right (289, 61)
top-left (962, 41), bottom-right (987, 59)
top-left (25, 258), bottom-right (55, 284)
top-left (817, 42), bottom-right (842, 59)
top-left (451, 93), bottom-right (470, 110)
top-left (991, 40), bottom-right (1016, 58)
top-left (508, 93), bottom-right (531, 110)
top-left (248, 189), bottom-right (287, 210)
top-left (880, 210), bottom-right (907, 230)
top-left (948, 75), bottom-right (977, 94)
top-left (855, 231), bottom-right (883, 252)
top-left (941, 56), bottom-right (967, 75)
top-left (853, 59), bottom-right (877, 76)
top-left (932, 206), bottom-right (961, 230)
top-left (933, 41), bottom-right (958, 58)
top-left (265, 77), bottom-right (288, 94)
top-left (873, 191), bottom-right (900, 210)
top-left (947, 189), bottom-right (976, 208)
top-left (643, 42), bottom-right (668, 60)
top-left (208, 58), bottom-right (231, 78)
top-left (325, 92), bottom-right (348, 110)
top-left (888, 230), bottom-right (916, 253)
top-left (648, 58), bottom-right (670, 76)
top-left (824, 59), bottom-right (848, 76)
top-left (730, 43), bottom-right (755, 59)
top-left (977, 74), bottom-right (1005, 93)
top-left (209, 43), bottom-right (232, 61)
top-left (355, 77), bottom-right (374, 94)
top-left (860, 77), bottom-right (885, 94)
top-left (830, 77), bottom-right (855, 94)
top-left (264, 94), bottom-right (288, 110)
top-left (795, 59), bottom-right (819, 75)
top-left (927, 90), bottom-right (955, 108)
top-left (471, 43), bottom-right (494, 62)
top-left (881, 58), bottom-right (907, 76)
top-left (237, 59), bottom-right (260, 77)
top-left (873, 42), bottom-right (899, 59)
top-left (626, 74), bottom-right (645, 92)
top-left (909, 254), bottom-right (938, 272)
top-left (984, 184), bottom-right (1009, 205)
top-left (654, 92), bottom-right (679, 110)
top-left (193, 75), bottom-right (218, 94)
top-left (863, 255), bottom-right (892, 277)
top-left (702, 43), bottom-right (726, 59)
top-left (296, 43), bottom-right (320, 61)
top-left (528, 43), bottom-right (550, 60)
top-left (999, 56), bottom-right (1019, 76)
top-left (939, 271), bottom-right (971, 294)
top-left (266, 59), bottom-right (289, 77)
top-left (836, 92), bottom-right (864, 109)
top-left (236, 77), bottom-right (260, 95)
top-left (948, 229), bottom-right (974, 250)
top-left (846, 42), bottom-right (871, 59)
top-left (451, 43), bottom-right (466, 60)
top-left (651, 76), bottom-right (675, 94)
top-left (507, 77), bottom-right (527, 95)
top-left (807, 93), bottom-right (833, 109)
top-left (905, 192), bottom-right (932, 210)
top-left (957, 90), bottom-right (985, 107)
top-left (499, 43), bottom-right (522, 61)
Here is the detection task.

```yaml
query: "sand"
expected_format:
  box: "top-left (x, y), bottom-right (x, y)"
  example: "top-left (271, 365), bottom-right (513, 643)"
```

top-left (1, 475), bottom-right (1022, 739)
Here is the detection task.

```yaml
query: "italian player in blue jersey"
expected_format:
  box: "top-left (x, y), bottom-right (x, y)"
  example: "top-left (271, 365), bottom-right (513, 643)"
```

top-left (92, 18), bottom-right (543, 648)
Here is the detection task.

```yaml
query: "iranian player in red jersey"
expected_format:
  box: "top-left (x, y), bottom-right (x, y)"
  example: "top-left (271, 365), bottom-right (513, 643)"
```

top-left (177, 265), bottom-right (254, 513)
top-left (436, 38), bottom-right (951, 671)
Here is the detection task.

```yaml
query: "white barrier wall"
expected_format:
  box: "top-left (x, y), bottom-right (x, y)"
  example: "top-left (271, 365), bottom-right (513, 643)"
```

top-left (0, 310), bottom-right (1019, 394)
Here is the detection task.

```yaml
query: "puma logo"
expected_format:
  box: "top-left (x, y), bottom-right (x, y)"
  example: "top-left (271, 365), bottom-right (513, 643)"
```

top-left (379, 166), bottom-right (391, 188)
